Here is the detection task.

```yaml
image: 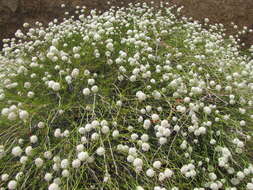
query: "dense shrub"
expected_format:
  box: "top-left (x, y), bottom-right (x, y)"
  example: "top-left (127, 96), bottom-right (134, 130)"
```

top-left (0, 2), bottom-right (252, 190)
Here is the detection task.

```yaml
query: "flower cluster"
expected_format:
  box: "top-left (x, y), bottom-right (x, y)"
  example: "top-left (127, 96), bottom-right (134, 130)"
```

top-left (0, 2), bottom-right (252, 190)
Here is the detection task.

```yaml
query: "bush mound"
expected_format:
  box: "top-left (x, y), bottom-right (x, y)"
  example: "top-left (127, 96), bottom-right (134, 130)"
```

top-left (0, 2), bottom-right (253, 190)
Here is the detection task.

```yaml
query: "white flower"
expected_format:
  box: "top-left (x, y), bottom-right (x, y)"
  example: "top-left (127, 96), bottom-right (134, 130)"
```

top-left (146, 168), bottom-right (155, 177)
top-left (61, 159), bottom-right (69, 169)
top-left (48, 183), bottom-right (60, 190)
top-left (128, 147), bottom-right (137, 156)
top-left (20, 156), bottom-right (28, 164)
top-left (91, 85), bottom-right (99, 93)
top-left (35, 158), bottom-right (44, 167)
top-left (53, 163), bottom-right (60, 171)
top-left (106, 43), bottom-right (114, 51)
top-left (127, 155), bottom-right (135, 163)
top-left (203, 106), bottom-right (211, 114)
top-left (151, 114), bottom-right (159, 121)
top-left (210, 183), bottom-right (218, 190)
top-left (71, 68), bottom-right (79, 78)
top-left (15, 172), bottom-right (23, 181)
top-left (12, 146), bottom-right (23, 157)
top-left (141, 142), bottom-right (150, 151)
top-left (136, 91), bottom-right (147, 101)
top-left (159, 137), bottom-right (167, 145)
top-left (133, 158), bottom-right (143, 167)
top-left (76, 144), bottom-right (84, 152)
top-left (88, 79), bottom-right (95, 85)
top-left (44, 173), bottom-right (53, 182)
top-left (143, 119), bottom-right (151, 129)
top-left (62, 169), bottom-right (70, 177)
top-left (176, 105), bottom-right (186, 113)
top-left (82, 88), bottom-right (90, 96)
top-left (54, 129), bottom-right (61, 138)
top-left (141, 134), bottom-right (149, 142)
top-left (164, 168), bottom-right (173, 178)
top-left (96, 147), bottom-right (105, 156)
top-left (25, 146), bottom-right (33, 156)
top-left (210, 139), bottom-right (216, 145)
top-left (65, 76), bottom-right (72, 84)
top-left (52, 82), bottom-right (61, 91)
top-left (112, 130), bottom-right (119, 138)
top-left (8, 112), bottom-right (17, 121)
top-left (27, 91), bottom-right (35, 98)
top-left (78, 151), bottom-right (89, 161)
top-left (240, 120), bottom-right (246, 126)
top-left (209, 173), bottom-right (217, 181)
top-left (8, 180), bottom-right (17, 190)
top-left (72, 159), bottom-right (81, 168)
top-left (81, 136), bottom-right (88, 144)
top-left (247, 183), bottom-right (253, 190)
top-left (24, 82), bottom-right (31, 88)
top-left (44, 151), bottom-right (52, 159)
top-left (101, 125), bottom-right (110, 134)
top-left (153, 161), bottom-right (162, 169)
top-left (1, 108), bottom-right (10, 116)
top-left (91, 133), bottom-right (99, 141)
top-left (30, 135), bottom-right (38, 143)
top-left (236, 171), bottom-right (245, 179)
top-left (38, 121), bottom-right (45, 128)
top-left (116, 100), bottom-right (122, 107)
top-left (1, 173), bottom-right (9, 181)
top-left (136, 186), bottom-right (144, 190)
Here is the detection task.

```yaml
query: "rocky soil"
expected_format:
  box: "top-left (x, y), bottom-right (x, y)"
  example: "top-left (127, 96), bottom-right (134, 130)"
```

top-left (0, 0), bottom-right (252, 49)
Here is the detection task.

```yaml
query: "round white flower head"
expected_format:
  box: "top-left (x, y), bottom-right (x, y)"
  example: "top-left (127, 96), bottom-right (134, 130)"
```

top-left (164, 168), bottom-right (173, 178)
top-left (136, 91), bottom-right (147, 101)
top-left (44, 151), bottom-right (52, 159)
top-left (44, 173), bottom-right (53, 182)
top-left (141, 142), bottom-right (150, 151)
top-left (76, 144), bottom-right (84, 152)
top-left (53, 178), bottom-right (61, 185)
top-left (96, 147), bottom-right (105, 156)
top-left (203, 106), bottom-right (211, 114)
top-left (12, 146), bottom-right (23, 157)
top-left (153, 161), bottom-right (162, 169)
top-left (146, 168), bottom-right (155, 177)
top-left (25, 146), bottom-right (33, 156)
top-left (48, 183), bottom-right (60, 190)
top-left (78, 151), bottom-right (89, 161)
top-left (8, 112), bottom-right (17, 121)
top-left (61, 159), bottom-right (69, 169)
top-left (82, 88), bottom-right (90, 96)
top-left (112, 130), bottom-right (119, 138)
top-left (52, 82), bottom-right (61, 91)
top-left (88, 78), bottom-right (95, 85)
top-left (20, 156), bottom-right (28, 164)
top-left (151, 114), bottom-right (159, 121)
top-left (101, 125), bottom-right (110, 134)
top-left (1, 173), bottom-right (9, 181)
top-left (133, 158), bottom-right (143, 167)
top-left (8, 180), bottom-right (17, 190)
top-left (19, 110), bottom-right (29, 120)
top-left (38, 121), bottom-right (45, 128)
top-left (91, 85), bottom-right (99, 93)
top-left (30, 135), bottom-right (38, 144)
top-left (136, 186), bottom-right (144, 190)
top-left (72, 159), bottom-right (81, 168)
top-left (35, 158), bottom-right (44, 167)
top-left (62, 169), bottom-right (70, 177)
top-left (247, 183), bottom-right (253, 190)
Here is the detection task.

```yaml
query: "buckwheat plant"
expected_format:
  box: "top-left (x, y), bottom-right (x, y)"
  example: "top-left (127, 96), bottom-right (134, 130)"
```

top-left (0, 2), bottom-right (253, 190)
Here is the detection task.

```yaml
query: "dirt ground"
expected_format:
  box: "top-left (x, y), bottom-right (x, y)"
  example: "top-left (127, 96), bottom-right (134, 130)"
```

top-left (0, 0), bottom-right (252, 49)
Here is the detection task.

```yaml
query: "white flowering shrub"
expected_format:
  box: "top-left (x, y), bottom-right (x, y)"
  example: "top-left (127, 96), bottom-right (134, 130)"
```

top-left (0, 2), bottom-right (253, 190)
